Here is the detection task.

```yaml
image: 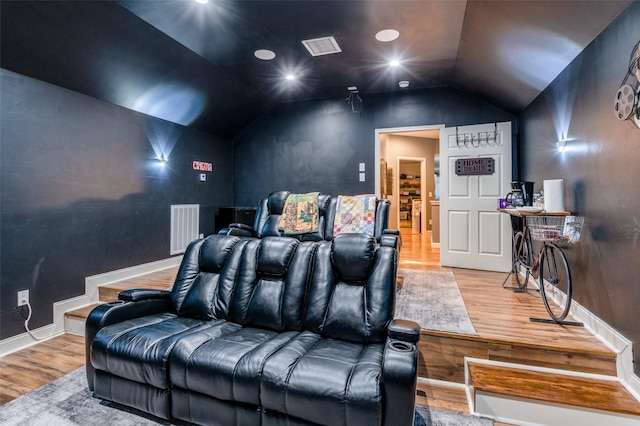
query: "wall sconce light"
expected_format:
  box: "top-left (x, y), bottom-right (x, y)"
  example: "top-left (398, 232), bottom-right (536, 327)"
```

top-left (158, 154), bottom-right (169, 166)
top-left (556, 139), bottom-right (567, 152)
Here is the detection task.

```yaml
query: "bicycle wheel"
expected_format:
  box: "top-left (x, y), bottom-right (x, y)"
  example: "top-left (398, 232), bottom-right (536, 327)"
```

top-left (513, 230), bottom-right (531, 290)
top-left (538, 243), bottom-right (572, 321)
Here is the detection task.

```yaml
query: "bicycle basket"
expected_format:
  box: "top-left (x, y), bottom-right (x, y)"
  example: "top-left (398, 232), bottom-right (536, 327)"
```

top-left (526, 216), bottom-right (584, 244)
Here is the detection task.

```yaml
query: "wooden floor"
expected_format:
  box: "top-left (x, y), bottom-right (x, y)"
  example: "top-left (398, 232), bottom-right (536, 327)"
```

top-left (0, 333), bottom-right (85, 405)
top-left (0, 228), bottom-right (633, 424)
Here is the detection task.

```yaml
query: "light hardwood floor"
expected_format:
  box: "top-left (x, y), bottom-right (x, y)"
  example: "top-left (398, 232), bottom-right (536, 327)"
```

top-left (0, 228), bottom-right (627, 424)
top-left (0, 333), bottom-right (85, 405)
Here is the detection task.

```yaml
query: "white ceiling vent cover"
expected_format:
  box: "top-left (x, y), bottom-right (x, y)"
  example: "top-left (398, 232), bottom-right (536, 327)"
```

top-left (302, 36), bottom-right (342, 56)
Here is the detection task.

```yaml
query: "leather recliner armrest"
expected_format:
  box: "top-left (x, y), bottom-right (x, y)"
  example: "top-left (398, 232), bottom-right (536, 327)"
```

top-left (85, 298), bottom-right (172, 391)
top-left (228, 222), bottom-right (253, 231)
top-left (381, 319), bottom-right (420, 426)
top-left (118, 288), bottom-right (171, 302)
top-left (380, 233), bottom-right (402, 252)
top-left (219, 223), bottom-right (257, 237)
top-left (388, 318), bottom-right (420, 343)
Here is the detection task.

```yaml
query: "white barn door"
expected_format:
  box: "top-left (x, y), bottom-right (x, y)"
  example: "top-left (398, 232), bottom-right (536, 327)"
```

top-left (439, 122), bottom-right (512, 272)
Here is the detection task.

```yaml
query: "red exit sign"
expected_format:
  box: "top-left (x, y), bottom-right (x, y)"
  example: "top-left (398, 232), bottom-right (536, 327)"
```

top-left (192, 161), bottom-right (213, 172)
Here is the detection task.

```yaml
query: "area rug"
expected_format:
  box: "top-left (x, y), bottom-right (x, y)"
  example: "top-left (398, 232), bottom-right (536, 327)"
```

top-left (0, 367), bottom-right (494, 426)
top-left (395, 269), bottom-right (477, 335)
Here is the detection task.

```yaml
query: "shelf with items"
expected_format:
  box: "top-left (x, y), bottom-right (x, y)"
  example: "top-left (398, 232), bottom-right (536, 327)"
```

top-left (399, 176), bottom-right (421, 210)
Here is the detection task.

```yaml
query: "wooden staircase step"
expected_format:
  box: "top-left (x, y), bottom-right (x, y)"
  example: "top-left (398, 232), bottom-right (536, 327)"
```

top-left (418, 330), bottom-right (617, 384)
top-left (98, 267), bottom-right (177, 302)
top-left (468, 362), bottom-right (640, 417)
top-left (64, 266), bottom-right (178, 335)
top-left (65, 303), bottom-right (102, 321)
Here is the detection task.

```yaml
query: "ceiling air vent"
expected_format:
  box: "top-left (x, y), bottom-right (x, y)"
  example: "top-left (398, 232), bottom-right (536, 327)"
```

top-left (301, 36), bottom-right (342, 57)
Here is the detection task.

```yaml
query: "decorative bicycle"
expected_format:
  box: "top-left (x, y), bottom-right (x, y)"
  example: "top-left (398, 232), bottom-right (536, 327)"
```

top-left (510, 215), bottom-right (584, 326)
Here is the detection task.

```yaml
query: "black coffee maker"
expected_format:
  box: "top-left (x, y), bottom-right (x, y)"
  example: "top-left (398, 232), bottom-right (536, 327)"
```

top-left (510, 181), bottom-right (535, 206)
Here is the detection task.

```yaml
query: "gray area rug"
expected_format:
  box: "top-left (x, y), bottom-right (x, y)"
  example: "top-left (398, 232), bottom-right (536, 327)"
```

top-left (0, 367), bottom-right (494, 426)
top-left (395, 269), bottom-right (477, 335)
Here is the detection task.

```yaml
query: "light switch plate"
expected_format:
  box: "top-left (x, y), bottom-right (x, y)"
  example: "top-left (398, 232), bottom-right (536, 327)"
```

top-left (359, 163), bottom-right (365, 172)
top-left (359, 172), bottom-right (365, 182)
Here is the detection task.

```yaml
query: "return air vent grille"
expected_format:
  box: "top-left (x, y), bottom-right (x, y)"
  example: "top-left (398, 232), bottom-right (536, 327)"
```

top-left (302, 36), bottom-right (342, 56)
top-left (170, 204), bottom-right (199, 255)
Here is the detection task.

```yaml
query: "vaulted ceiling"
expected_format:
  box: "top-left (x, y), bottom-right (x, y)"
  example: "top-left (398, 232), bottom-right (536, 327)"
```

top-left (1, 1), bottom-right (632, 138)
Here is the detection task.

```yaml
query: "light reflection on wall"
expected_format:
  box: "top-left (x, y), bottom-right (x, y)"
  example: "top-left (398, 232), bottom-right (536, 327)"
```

top-left (133, 83), bottom-right (203, 171)
top-left (133, 83), bottom-right (205, 126)
top-left (559, 139), bottom-right (591, 156)
top-left (499, 28), bottom-right (581, 93)
top-left (143, 117), bottom-right (182, 168)
top-left (545, 67), bottom-right (580, 146)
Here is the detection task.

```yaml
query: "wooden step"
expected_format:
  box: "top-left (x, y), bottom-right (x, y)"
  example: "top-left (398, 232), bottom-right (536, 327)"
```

top-left (98, 266), bottom-right (177, 302)
top-left (418, 329), bottom-right (617, 384)
top-left (468, 361), bottom-right (640, 417)
top-left (64, 303), bottom-right (102, 335)
top-left (65, 303), bottom-right (102, 321)
top-left (64, 266), bottom-right (178, 334)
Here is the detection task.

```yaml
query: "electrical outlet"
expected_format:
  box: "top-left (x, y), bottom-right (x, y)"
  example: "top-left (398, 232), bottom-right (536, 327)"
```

top-left (17, 289), bottom-right (29, 307)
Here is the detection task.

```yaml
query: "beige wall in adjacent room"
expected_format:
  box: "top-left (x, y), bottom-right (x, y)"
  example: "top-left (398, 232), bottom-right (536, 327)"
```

top-left (385, 135), bottom-right (438, 230)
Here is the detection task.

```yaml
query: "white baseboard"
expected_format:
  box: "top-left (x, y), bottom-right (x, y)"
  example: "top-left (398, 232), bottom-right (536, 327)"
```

top-left (465, 357), bottom-right (640, 425)
top-left (475, 390), bottom-right (640, 426)
top-left (417, 376), bottom-right (466, 390)
top-left (0, 256), bottom-right (182, 357)
top-left (513, 269), bottom-right (640, 401)
top-left (568, 292), bottom-right (640, 402)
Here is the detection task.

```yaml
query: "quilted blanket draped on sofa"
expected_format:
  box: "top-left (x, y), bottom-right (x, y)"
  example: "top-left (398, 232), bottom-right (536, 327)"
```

top-left (278, 192), bottom-right (320, 235)
top-left (333, 194), bottom-right (377, 236)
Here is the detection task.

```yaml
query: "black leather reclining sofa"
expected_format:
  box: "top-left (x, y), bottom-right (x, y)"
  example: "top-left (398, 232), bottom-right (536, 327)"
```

top-left (86, 233), bottom-right (419, 426)
top-left (219, 190), bottom-right (401, 251)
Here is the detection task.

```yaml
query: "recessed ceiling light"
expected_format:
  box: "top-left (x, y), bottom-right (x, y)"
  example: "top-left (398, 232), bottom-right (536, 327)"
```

top-left (347, 86), bottom-right (358, 92)
top-left (376, 29), bottom-right (400, 42)
top-left (254, 49), bottom-right (276, 60)
top-left (194, 0), bottom-right (209, 4)
top-left (399, 81), bottom-right (409, 88)
top-left (285, 74), bottom-right (296, 80)
top-left (389, 59), bottom-right (400, 67)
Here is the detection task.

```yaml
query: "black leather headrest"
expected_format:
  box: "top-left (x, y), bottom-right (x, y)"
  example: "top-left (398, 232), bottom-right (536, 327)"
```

top-left (199, 235), bottom-right (241, 272)
top-left (267, 191), bottom-right (290, 215)
top-left (317, 194), bottom-right (331, 215)
top-left (257, 237), bottom-right (298, 276)
top-left (331, 233), bottom-right (376, 283)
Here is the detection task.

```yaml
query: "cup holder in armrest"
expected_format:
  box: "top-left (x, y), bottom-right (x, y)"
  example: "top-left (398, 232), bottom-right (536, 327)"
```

top-left (388, 340), bottom-right (414, 352)
top-left (107, 300), bottom-right (126, 306)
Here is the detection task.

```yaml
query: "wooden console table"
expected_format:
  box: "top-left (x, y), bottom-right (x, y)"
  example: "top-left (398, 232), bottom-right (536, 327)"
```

top-left (498, 208), bottom-right (570, 217)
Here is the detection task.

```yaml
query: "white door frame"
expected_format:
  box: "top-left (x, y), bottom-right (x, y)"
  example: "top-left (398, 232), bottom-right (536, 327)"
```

top-left (375, 125), bottom-right (444, 235)
top-left (374, 124), bottom-right (445, 199)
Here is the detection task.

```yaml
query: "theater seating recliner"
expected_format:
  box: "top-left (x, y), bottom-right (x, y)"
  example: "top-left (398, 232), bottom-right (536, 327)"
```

top-left (86, 233), bottom-right (419, 426)
top-left (219, 190), bottom-right (401, 250)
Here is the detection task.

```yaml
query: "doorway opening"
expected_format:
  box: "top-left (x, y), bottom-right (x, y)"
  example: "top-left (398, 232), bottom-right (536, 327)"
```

top-left (398, 158), bottom-right (425, 231)
top-left (376, 125), bottom-right (443, 268)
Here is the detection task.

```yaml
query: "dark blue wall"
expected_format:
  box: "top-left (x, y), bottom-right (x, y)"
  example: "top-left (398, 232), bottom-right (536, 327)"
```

top-left (232, 87), bottom-right (516, 206)
top-left (0, 69), bottom-right (233, 339)
top-left (519, 3), bottom-right (640, 373)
